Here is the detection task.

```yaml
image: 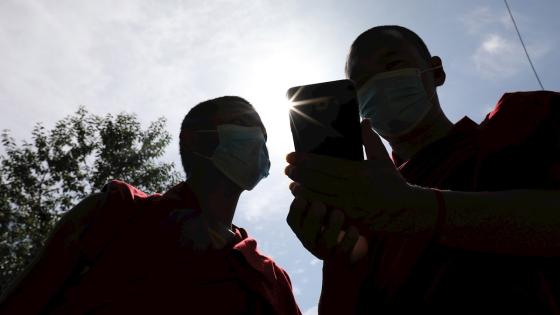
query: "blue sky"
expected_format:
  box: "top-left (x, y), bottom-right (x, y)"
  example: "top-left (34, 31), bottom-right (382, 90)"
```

top-left (1, 1), bottom-right (559, 313)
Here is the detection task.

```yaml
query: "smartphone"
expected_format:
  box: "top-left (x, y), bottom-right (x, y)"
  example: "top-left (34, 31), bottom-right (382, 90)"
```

top-left (287, 79), bottom-right (363, 161)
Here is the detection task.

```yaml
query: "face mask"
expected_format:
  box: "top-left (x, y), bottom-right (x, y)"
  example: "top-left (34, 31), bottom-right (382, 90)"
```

top-left (195, 124), bottom-right (270, 191)
top-left (357, 67), bottom-right (439, 137)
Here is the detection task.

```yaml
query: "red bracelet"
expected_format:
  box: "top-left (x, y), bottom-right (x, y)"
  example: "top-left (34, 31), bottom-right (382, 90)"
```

top-left (432, 189), bottom-right (447, 239)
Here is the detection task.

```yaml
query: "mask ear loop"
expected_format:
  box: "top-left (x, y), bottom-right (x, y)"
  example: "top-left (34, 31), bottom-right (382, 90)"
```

top-left (419, 65), bottom-right (442, 102)
top-left (427, 89), bottom-right (437, 102)
top-left (420, 64), bottom-right (443, 74)
top-left (195, 129), bottom-right (218, 134)
top-left (189, 129), bottom-right (220, 159)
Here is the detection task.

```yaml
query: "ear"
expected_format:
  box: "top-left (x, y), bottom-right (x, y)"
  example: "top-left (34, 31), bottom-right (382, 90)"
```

top-left (430, 56), bottom-right (446, 87)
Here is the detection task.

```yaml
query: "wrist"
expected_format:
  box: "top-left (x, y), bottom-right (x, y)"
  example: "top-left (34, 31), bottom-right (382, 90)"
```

top-left (431, 189), bottom-right (447, 241)
top-left (407, 185), bottom-right (442, 235)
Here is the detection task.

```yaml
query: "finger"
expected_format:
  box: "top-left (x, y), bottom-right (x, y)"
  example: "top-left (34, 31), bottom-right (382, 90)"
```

top-left (286, 152), bottom-right (360, 178)
top-left (335, 226), bottom-right (360, 258)
top-left (361, 119), bottom-right (391, 162)
top-left (285, 165), bottom-right (348, 195)
top-left (289, 182), bottom-right (305, 197)
top-left (301, 201), bottom-right (328, 248)
top-left (318, 209), bottom-right (345, 255)
top-left (290, 183), bottom-right (349, 209)
top-left (287, 197), bottom-right (308, 233)
top-left (288, 182), bottom-right (297, 194)
top-left (291, 181), bottom-right (385, 228)
top-left (286, 152), bottom-right (297, 163)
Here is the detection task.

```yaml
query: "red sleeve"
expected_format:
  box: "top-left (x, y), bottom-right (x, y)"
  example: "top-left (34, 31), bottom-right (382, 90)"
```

top-left (239, 257), bottom-right (302, 315)
top-left (230, 233), bottom-right (302, 315)
top-left (480, 91), bottom-right (560, 153)
top-left (479, 91), bottom-right (560, 188)
top-left (0, 194), bottom-right (103, 315)
top-left (277, 267), bottom-right (303, 315)
top-left (0, 180), bottom-right (154, 315)
top-left (79, 180), bottom-right (154, 261)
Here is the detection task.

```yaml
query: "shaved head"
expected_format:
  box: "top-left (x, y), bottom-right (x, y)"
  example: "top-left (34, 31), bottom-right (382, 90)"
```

top-left (346, 25), bottom-right (432, 77)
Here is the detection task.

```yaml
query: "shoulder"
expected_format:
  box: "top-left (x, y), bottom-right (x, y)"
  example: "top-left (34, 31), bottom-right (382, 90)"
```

top-left (57, 193), bottom-right (105, 230)
top-left (95, 179), bottom-right (163, 219)
top-left (62, 180), bottom-right (157, 219)
top-left (483, 91), bottom-right (560, 126)
top-left (64, 180), bottom-right (155, 231)
top-left (51, 192), bottom-right (109, 242)
top-left (65, 193), bottom-right (106, 220)
top-left (479, 91), bottom-right (560, 147)
top-left (100, 179), bottom-right (155, 203)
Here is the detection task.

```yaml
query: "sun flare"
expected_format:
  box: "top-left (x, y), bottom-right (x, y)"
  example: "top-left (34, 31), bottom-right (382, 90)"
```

top-left (239, 54), bottom-right (326, 156)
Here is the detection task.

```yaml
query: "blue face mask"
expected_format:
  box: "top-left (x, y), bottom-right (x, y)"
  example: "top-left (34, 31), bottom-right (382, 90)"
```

top-left (357, 67), bottom-right (439, 137)
top-left (196, 124), bottom-right (270, 191)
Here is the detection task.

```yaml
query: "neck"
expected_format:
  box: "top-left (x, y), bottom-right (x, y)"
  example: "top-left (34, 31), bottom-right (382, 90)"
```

top-left (389, 103), bottom-right (453, 161)
top-left (185, 169), bottom-right (242, 230)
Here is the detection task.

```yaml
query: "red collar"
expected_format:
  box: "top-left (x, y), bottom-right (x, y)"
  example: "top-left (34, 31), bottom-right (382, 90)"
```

top-left (162, 183), bottom-right (278, 283)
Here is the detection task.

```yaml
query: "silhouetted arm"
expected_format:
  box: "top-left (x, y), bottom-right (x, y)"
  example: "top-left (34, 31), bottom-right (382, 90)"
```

top-left (0, 193), bottom-right (105, 314)
top-left (417, 187), bottom-right (560, 256)
top-left (286, 119), bottom-right (560, 257)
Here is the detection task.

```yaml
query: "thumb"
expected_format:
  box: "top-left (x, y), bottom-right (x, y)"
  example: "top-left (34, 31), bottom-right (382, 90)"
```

top-left (361, 119), bottom-right (389, 161)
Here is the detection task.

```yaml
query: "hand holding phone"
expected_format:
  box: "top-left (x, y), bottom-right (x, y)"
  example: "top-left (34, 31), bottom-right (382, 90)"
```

top-left (287, 79), bottom-right (369, 262)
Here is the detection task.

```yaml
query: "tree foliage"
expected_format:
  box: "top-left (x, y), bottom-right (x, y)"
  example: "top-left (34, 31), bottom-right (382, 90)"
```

top-left (0, 106), bottom-right (181, 293)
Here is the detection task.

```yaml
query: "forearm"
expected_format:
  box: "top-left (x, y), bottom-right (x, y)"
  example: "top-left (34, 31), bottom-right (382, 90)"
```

top-left (417, 187), bottom-right (560, 256)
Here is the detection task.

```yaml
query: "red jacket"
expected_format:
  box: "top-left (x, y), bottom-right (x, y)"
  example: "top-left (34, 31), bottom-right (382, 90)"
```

top-left (323, 91), bottom-right (560, 314)
top-left (1, 181), bottom-right (301, 315)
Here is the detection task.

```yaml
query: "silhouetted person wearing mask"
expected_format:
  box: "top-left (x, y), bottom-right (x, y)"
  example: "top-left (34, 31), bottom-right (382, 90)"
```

top-left (1, 96), bottom-right (301, 315)
top-left (286, 25), bottom-right (560, 314)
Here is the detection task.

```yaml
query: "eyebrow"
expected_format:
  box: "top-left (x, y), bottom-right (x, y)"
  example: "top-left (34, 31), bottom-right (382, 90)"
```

top-left (352, 50), bottom-right (408, 86)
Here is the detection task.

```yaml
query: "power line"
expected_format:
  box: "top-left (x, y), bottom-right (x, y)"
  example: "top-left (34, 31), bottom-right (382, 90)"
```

top-left (503, 0), bottom-right (544, 90)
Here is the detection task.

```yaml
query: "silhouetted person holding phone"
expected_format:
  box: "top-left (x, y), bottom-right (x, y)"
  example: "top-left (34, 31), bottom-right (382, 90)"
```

top-left (1, 96), bottom-right (301, 315)
top-left (286, 25), bottom-right (560, 314)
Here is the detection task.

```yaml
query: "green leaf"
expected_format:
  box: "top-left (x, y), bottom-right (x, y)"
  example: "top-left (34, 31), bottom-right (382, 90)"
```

top-left (0, 106), bottom-right (180, 293)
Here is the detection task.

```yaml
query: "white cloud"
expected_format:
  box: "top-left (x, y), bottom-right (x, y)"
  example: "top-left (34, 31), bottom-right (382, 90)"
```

top-left (481, 33), bottom-right (509, 53)
top-left (303, 305), bottom-right (318, 315)
top-left (0, 0), bottom-right (302, 139)
top-left (472, 33), bottom-right (550, 80)
top-left (460, 6), bottom-right (511, 34)
top-left (236, 172), bottom-right (292, 222)
top-left (460, 6), bottom-right (550, 80)
top-left (294, 267), bottom-right (306, 274)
